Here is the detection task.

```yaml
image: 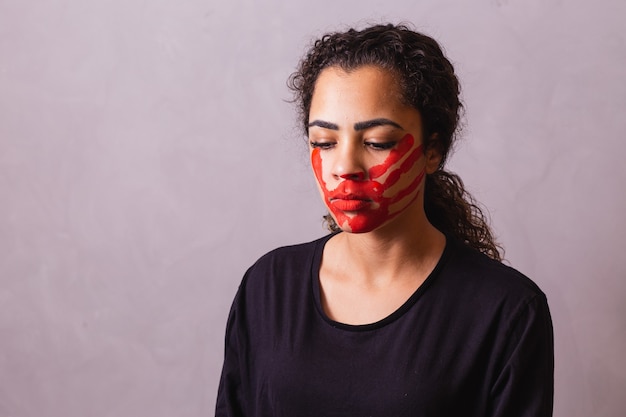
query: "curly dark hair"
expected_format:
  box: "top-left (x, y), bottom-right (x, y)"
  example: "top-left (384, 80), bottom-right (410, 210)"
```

top-left (288, 23), bottom-right (503, 260)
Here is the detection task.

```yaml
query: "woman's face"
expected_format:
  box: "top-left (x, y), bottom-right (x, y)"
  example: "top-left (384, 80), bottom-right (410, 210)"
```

top-left (308, 65), bottom-right (439, 234)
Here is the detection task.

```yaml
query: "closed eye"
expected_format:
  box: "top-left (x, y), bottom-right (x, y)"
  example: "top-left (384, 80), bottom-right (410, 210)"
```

top-left (365, 141), bottom-right (397, 150)
top-left (309, 141), bottom-right (335, 150)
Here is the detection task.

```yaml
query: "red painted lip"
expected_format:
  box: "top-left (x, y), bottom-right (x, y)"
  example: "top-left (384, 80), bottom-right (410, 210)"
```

top-left (330, 198), bottom-right (371, 211)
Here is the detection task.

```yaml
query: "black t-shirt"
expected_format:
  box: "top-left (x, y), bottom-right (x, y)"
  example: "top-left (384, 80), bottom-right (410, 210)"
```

top-left (216, 234), bottom-right (554, 417)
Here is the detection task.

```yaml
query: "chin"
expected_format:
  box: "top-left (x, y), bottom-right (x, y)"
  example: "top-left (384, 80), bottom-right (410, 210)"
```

top-left (336, 217), bottom-right (387, 234)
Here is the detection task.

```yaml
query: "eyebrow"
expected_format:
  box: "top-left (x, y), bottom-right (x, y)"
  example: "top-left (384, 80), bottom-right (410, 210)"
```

top-left (308, 120), bottom-right (339, 130)
top-left (354, 118), bottom-right (403, 131)
top-left (308, 118), bottom-right (404, 131)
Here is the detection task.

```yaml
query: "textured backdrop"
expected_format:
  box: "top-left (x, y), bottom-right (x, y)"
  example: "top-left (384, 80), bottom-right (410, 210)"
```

top-left (1, 0), bottom-right (625, 416)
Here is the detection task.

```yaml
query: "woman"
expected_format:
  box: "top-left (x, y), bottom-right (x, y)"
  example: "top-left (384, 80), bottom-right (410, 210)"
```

top-left (216, 23), bottom-right (554, 417)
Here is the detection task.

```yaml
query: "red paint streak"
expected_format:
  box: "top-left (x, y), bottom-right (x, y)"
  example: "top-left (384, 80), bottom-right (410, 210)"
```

top-left (311, 134), bottom-right (426, 233)
top-left (368, 138), bottom-right (414, 180)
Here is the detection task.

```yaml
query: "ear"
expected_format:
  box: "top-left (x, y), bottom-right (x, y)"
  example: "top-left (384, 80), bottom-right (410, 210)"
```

top-left (424, 134), bottom-right (443, 174)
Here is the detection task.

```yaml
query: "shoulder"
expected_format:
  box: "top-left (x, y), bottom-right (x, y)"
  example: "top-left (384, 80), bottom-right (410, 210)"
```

top-left (245, 234), bottom-right (330, 277)
top-left (434, 238), bottom-right (550, 323)
top-left (228, 234), bottom-right (333, 329)
top-left (445, 238), bottom-right (544, 295)
top-left (236, 234), bottom-right (332, 297)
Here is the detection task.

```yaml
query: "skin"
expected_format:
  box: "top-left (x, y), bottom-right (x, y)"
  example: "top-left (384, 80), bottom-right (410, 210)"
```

top-left (308, 65), bottom-right (447, 325)
top-left (311, 131), bottom-right (425, 233)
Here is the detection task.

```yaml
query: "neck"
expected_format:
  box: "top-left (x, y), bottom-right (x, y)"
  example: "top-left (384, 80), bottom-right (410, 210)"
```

top-left (329, 213), bottom-right (446, 286)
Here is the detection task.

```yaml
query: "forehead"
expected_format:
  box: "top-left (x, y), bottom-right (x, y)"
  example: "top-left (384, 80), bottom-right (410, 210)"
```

top-left (310, 66), bottom-right (404, 115)
top-left (309, 65), bottom-right (422, 132)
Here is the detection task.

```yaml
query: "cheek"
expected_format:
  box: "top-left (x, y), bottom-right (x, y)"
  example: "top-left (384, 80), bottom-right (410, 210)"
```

top-left (311, 149), bottom-right (326, 188)
top-left (379, 144), bottom-right (425, 200)
top-left (311, 149), bottom-right (329, 196)
top-left (311, 148), bottom-right (322, 181)
top-left (368, 134), bottom-right (416, 181)
top-left (367, 134), bottom-right (423, 202)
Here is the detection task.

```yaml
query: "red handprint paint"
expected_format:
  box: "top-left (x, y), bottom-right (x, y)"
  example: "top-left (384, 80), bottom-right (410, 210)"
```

top-left (311, 134), bottom-right (426, 233)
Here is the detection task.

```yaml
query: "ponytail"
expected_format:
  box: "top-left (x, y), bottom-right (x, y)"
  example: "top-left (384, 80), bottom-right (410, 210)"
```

top-left (424, 170), bottom-right (503, 261)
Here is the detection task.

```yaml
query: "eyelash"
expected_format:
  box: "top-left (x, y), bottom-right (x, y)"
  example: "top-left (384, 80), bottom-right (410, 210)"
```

top-left (366, 141), bottom-right (397, 150)
top-left (309, 141), bottom-right (334, 150)
top-left (309, 141), bottom-right (397, 151)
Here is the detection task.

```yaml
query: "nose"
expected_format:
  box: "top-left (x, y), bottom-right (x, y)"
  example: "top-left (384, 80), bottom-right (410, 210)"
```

top-left (332, 144), bottom-right (366, 181)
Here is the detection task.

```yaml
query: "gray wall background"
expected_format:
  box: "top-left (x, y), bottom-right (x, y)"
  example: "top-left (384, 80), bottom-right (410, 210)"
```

top-left (1, 0), bottom-right (625, 416)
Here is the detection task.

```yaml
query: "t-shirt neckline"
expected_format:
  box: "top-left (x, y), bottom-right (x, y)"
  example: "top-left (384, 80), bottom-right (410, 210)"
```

top-left (310, 232), bottom-right (452, 332)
